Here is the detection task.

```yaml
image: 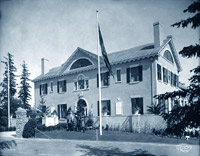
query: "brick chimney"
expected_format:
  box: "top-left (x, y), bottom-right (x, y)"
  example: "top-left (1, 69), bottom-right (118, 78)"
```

top-left (153, 22), bottom-right (161, 48)
top-left (41, 58), bottom-right (44, 75)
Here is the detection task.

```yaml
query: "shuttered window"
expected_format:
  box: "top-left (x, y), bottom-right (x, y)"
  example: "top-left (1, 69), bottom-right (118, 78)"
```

top-left (126, 65), bottom-right (142, 83)
top-left (163, 67), bottom-right (168, 83)
top-left (57, 80), bottom-right (67, 93)
top-left (97, 72), bottom-right (110, 87)
top-left (97, 100), bottom-right (111, 116)
top-left (40, 83), bottom-right (48, 95)
top-left (131, 97), bottom-right (143, 114)
top-left (157, 64), bottom-right (162, 81)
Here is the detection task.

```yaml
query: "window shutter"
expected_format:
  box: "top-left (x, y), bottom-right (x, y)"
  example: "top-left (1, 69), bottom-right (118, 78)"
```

top-left (45, 84), bottom-right (48, 94)
top-left (40, 85), bottom-right (42, 95)
top-left (97, 74), bottom-right (99, 88)
top-left (139, 66), bottom-right (143, 81)
top-left (64, 80), bottom-right (67, 92)
top-left (107, 72), bottom-right (110, 86)
top-left (97, 101), bottom-right (99, 116)
top-left (139, 98), bottom-right (143, 114)
top-left (108, 100), bottom-right (111, 115)
top-left (126, 68), bottom-right (130, 83)
top-left (57, 81), bottom-right (59, 93)
top-left (57, 105), bottom-right (60, 119)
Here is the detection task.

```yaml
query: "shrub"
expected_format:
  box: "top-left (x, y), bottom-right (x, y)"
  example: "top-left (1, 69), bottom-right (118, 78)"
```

top-left (0, 116), bottom-right (8, 127)
top-left (85, 118), bottom-right (94, 127)
top-left (22, 118), bottom-right (37, 138)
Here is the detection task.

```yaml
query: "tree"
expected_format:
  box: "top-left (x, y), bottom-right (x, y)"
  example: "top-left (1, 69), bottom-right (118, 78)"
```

top-left (0, 52), bottom-right (18, 116)
top-left (18, 61), bottom-right (32, 110)
top-left (156, 1), bottom-right (200, 135)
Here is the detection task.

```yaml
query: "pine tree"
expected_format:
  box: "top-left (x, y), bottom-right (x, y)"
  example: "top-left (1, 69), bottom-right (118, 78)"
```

top-left (156, 1), bottom-right (200, 135)
top-left (0, 52), bottom-right (18, 116)
top-left (18, 61), bottom-right (32, 110)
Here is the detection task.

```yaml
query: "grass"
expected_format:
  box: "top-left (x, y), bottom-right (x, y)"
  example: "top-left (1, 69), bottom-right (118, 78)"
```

top-left (35, 129), bottom-right (199, 145)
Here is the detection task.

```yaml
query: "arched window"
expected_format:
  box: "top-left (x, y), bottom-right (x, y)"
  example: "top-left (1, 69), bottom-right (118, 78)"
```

top-left (70, 58), bottom-right (92, 70)
top-left (164, 50), bottom-right (174, 64)
top-left (74, 75), bottom-right (89, 91)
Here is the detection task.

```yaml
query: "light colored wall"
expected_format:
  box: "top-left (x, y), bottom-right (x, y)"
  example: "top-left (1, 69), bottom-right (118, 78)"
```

top-left (156, 45), bottom-right (179, 95)
top-left (34, 58), bottom-right (155, 116)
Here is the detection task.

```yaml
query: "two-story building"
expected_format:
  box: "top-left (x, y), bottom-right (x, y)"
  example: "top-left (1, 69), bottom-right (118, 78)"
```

top-left (33, 22), bottom-right (182, 122)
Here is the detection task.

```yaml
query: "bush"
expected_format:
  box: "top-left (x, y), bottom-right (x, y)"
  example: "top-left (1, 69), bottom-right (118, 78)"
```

top-left (22, 118), bottom-right (37, 138)
top-left (0, 126), bottom-right (16, 132)
top-left (0, 116), bottom-right (8, 127)
top-left (85, 118), bottom-right (94, 127)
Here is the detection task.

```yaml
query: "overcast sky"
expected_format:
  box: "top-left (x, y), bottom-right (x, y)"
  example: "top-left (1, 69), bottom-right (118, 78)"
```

top-left (0, 0), bottom-right (198, 106)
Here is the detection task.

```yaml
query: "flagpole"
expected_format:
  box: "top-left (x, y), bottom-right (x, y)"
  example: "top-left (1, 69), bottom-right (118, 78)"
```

top-left (96, 10), bottom-right (103, 136)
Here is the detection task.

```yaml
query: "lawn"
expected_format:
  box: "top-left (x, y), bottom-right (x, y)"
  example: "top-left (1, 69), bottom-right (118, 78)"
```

top-left (35, 129), bottom-right (199, 145)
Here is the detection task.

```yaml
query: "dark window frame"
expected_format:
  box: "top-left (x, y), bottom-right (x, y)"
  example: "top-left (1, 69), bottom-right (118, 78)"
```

top-left (127, 65), bottom-right (142, 83)
top-left (40, 83), bottom-right (48, 95)
top-left (97, 100), bottom-right (111, 116)
top-left (157, 64), bottom-right (162, 81)
top-left (57, 80), bottom-right (67, 93)
top-left (131, 97), bottom-right (143, 114)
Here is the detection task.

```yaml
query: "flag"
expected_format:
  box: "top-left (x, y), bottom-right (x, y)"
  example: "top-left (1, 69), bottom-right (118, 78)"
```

top-left (98, 24), bottom-right (114, 77)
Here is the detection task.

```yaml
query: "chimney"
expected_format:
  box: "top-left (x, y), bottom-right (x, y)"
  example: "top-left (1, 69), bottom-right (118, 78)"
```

top-left (41, 58), bottom-right (44, 75)
top-left (153, 22), bottom-right (161, 48)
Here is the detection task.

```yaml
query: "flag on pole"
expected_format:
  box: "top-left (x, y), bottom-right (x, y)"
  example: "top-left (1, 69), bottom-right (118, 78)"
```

top-left (98, 24), bottom-right (114, 77)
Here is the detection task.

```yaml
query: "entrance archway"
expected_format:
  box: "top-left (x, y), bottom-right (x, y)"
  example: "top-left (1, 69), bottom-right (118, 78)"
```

top-left (77, 99), bottom-right (87, 116)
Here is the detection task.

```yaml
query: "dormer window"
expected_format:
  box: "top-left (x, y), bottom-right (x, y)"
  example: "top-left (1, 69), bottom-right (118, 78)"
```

top-left (164, 50), bottom-right (174, 64)
top-left (70, 58), bottom-right (93, 70)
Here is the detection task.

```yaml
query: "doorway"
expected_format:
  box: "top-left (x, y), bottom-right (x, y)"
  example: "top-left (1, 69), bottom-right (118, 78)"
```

top-left (77, 99), bottom-right (87, 116)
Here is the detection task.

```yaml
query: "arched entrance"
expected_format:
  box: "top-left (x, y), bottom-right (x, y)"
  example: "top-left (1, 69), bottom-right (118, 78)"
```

top-left (77, 99), bottom-right (87, 116)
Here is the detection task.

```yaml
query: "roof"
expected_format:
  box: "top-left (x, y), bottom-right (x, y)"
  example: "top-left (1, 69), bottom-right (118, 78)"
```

top-left (33, 37), bottom-right (181, 82)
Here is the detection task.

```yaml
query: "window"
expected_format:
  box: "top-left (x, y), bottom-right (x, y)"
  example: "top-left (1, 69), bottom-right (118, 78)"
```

top-left (127, 66), bottom-right (142, 83)
top-left (174, 74), bottom-right (179, 87)
top-left (70, 58), bottom-right (93, 70)
top-left (57, 80), bottom-right (67, 93)
top-left (164, 50), bottom-right (174, 64)
top-left (40, 83), bottom-right (48, 95)
top-left (157, 64), bottom-right (162, 81)
top-left (163, 67), bottom-right (168, 83)
top-left (97, 72), bottom-right (110, 87)
top-left (170, 72), bottom-right (179, 87)
top-left (57, 104), bottom-right (67, 119)
top-left (74, 75), bottom-right (89, 91)
top-left (50, 81), bottom-right (53, 92)
top-left (97, 100), bottom-right (111, 116)
top-left (131, 97), bottom-right (143, 114)
top-left (116, 69), bottom-right (121, 82)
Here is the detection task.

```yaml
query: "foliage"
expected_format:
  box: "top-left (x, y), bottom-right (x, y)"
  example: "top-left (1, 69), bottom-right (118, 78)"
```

top-left (0, 116), bottom-right (8, 127)
top-left (22, 118), bottom-right (37, 138)
top-left (171, 1), bottom-right (200, 29)
top-left (147, 103), bottom-right (165, 115)
top-left (0, 140), bottom-right (17, 156)
top-left (0, 52), bottom-right (18, 116)
top-left (0, 126), bottom-right (16, 132)
top-left (156, 1), bottom-right (200, 136)
top-left (18, 61), bottom-right (32, 110)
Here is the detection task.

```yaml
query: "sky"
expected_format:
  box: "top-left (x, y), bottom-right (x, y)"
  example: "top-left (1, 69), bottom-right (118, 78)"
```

top-left (0, 0), bottom-right (199, 106)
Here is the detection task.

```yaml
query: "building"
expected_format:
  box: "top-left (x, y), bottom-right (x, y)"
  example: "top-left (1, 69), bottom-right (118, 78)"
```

top-left (32, 22), bottom-right (182, 123)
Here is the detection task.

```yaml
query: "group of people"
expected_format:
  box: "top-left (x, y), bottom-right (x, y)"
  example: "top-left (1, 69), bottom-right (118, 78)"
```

top-left (66, 109), bottom-right (86, 132)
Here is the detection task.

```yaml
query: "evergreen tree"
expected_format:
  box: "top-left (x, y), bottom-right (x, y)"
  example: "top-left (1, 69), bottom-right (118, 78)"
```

top-left (0, 52), bottom-right (18, 116)
top-left (18, 61), bottom-right (32, 110)
top-left (156, 1), bottom-right (200, 135)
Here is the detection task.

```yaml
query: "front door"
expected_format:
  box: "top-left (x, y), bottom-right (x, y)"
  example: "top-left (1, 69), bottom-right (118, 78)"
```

top-left (77, 99), bottom-right (87, 116)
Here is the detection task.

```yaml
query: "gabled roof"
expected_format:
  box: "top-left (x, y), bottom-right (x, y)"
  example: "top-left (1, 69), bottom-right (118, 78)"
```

top-left (32, 37), bottom-right (182, 82)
